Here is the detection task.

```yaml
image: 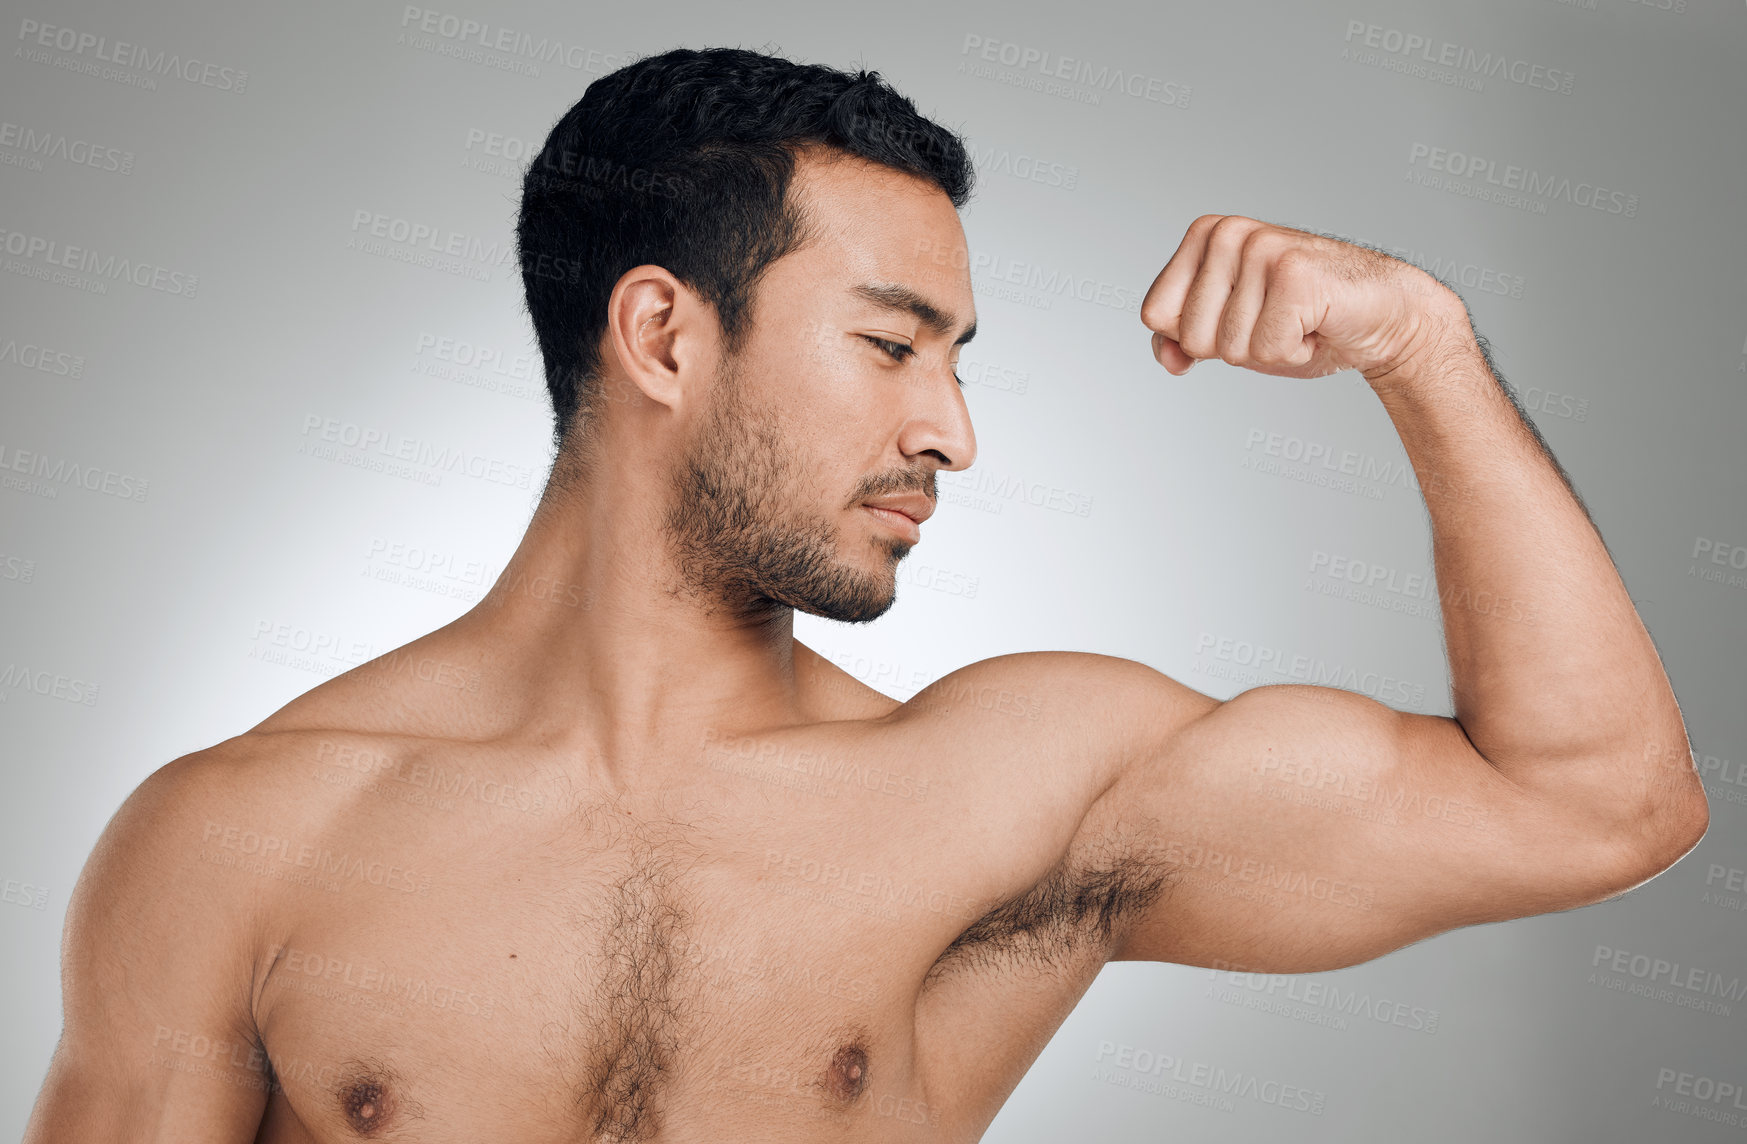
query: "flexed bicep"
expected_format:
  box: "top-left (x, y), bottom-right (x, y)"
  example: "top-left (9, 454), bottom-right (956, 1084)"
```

top-left (1090, 682), bottom-right (1656, 974)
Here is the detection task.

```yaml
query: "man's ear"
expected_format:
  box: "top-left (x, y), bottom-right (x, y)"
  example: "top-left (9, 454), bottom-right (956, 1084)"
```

top-left (603, 264), bottom-right (713, 411)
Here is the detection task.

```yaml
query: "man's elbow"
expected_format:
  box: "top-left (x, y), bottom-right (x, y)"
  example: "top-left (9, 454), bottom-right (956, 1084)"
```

top-left (1609, 775), bottom-right (1709, 892)
top-left (1648, 785), bottom-right (1710, 872)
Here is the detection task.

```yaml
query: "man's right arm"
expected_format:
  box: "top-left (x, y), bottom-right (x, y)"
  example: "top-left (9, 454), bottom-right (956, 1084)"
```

top-left (24, 750), bottom-right (274, 1143)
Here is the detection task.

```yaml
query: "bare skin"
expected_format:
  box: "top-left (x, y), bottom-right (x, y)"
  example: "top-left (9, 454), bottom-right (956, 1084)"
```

top-left (25, 148), bottom-right (1708, 1143)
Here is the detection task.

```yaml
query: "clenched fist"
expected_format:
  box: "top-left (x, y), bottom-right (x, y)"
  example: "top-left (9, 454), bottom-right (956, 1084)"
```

top-left (1140, 215), bottom-right (1464, 382)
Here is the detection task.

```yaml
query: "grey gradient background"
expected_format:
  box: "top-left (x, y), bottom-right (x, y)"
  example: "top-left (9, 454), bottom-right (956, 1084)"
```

top-left (2, 0), bottom-right (1745, 1140)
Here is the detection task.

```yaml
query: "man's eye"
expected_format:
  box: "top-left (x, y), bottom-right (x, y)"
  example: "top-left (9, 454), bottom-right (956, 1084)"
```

top-left (861, 335), bottom-right (914, 362)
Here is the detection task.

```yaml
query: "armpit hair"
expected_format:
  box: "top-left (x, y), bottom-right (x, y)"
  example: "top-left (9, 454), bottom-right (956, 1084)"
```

top-left (925, 837), bottom-right (1177, 984)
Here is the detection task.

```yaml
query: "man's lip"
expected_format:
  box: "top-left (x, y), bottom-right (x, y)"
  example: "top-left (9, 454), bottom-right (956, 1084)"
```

top-left (860, 494), bottom-right (935, 525)
top-left (862, 504), bottom-right (922, 543)
top-left (874, 505), bottom-right (921, 523)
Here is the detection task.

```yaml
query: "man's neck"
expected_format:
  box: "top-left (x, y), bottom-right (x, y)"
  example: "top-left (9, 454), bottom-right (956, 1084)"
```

top-left (428, 477), bottom-right (812, 785)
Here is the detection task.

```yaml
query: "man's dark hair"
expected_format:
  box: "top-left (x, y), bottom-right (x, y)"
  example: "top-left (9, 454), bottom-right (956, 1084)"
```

top-left (515, 46), bottom-right (976, 458)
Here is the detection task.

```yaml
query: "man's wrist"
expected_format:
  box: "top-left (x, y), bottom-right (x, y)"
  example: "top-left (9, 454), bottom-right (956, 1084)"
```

top-left (1360, 281), bottom-right (1475, 395)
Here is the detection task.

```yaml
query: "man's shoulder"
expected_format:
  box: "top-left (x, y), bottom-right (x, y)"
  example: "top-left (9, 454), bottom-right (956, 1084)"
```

top-left (62, 737), bottom-right (309, 1001)
top-left (104, 708), bottom-right (455, 890)
top-left (885, 650), bottom-right (1218, 768)
top-left (850, 651), bottom-right (1219, 909)
top-left (101, 730), bottom-right (350, 875)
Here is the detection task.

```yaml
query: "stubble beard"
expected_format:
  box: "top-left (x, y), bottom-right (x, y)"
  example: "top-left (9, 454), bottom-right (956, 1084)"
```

top-left (663, 355), bottom-right (906, 624)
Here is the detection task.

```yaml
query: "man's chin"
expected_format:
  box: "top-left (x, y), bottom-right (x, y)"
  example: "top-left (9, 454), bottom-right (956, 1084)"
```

top-left (778, 561), bottom-right (900, 624)
top-left (790, 584), bottom-right (898, 625)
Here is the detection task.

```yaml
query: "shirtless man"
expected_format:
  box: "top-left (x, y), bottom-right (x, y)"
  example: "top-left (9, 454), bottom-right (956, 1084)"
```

top-left (25, 46), bottom-right (1707, 1143)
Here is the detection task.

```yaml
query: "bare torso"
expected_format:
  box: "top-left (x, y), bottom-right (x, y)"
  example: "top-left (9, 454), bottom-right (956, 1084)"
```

top-left (203, 637), bottom-right (1165, 1143)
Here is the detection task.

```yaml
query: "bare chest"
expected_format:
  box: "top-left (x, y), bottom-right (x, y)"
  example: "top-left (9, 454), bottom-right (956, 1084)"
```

top-left (248, 783), bottom-right (971, 1143)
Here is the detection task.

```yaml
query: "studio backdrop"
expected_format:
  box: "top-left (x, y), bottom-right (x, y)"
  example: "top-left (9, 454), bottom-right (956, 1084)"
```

top-left (1, 0), bottom-right (1743, 1140)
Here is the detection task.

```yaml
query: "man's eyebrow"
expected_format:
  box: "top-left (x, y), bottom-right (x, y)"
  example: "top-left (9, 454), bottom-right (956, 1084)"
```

top-left (849, 282), bottom-right (977, 346)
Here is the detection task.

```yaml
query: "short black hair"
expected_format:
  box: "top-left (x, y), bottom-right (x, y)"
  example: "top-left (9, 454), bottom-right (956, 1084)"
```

top-left (515, 46), bottom-right (976, 455)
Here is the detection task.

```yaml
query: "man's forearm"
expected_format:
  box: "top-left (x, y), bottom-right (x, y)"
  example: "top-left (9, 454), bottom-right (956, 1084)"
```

top-left (1139, 215), bottom-right (1703, 854)
top-left (1362, 293), bottom-right (1694, 815)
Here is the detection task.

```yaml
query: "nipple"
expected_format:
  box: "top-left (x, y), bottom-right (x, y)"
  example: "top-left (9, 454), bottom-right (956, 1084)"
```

top-left (825, 1043), bottom-right (870, 1103)
top-left (341, 1079), bottom-right (389, 1135)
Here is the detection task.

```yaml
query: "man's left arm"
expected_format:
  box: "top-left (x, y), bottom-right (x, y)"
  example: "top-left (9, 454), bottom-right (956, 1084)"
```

top-left (1078, 216), bottom-right (1710, 970)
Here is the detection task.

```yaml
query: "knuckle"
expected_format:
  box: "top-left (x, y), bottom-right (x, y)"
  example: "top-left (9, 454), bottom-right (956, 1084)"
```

top-left (1240, 225), bottom-right (1281, 256)
top-left (1273, 246), bottom-right (1314, 276)
top-left (1208, 214), bottom-right (1253, 242)
top-left (1140, 291), bottom-right (1175, 326)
